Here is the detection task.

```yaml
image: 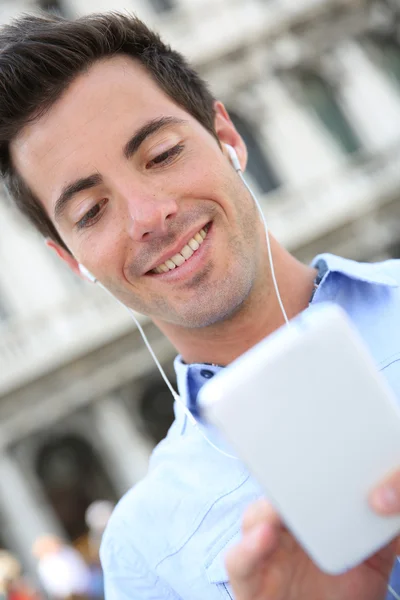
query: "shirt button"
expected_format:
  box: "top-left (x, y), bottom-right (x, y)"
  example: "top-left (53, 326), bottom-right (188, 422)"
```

top-left (200, 369), bottom-right (214, 379)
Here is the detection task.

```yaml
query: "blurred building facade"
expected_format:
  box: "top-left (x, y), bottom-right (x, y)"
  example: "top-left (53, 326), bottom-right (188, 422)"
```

top-left (0, 0), bottom-right (400, 579)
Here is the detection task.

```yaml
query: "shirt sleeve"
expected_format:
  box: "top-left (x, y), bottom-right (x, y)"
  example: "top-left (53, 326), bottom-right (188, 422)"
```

top-left (101, 531), bottom-right (181, 600)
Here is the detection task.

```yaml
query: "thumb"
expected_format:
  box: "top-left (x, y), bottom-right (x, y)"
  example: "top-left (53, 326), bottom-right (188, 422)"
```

top-left (225, 522), bottom-right (280, 598)
top-left (370, 469), bottom-right (400, 515)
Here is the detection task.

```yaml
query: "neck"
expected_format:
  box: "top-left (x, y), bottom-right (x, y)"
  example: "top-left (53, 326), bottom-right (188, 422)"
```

top-left (154, 239), bottom-right (317, 366)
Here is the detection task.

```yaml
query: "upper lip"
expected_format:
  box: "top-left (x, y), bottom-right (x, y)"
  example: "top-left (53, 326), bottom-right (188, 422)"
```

top-left (146, 222), bottom-right (209, 273)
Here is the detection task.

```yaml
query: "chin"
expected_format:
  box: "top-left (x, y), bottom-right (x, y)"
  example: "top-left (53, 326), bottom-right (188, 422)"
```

top-left (176, 279), bottom-right (253, 329)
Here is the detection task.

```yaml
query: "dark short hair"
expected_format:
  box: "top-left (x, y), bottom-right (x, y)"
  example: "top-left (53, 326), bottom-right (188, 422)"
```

top-left (0, 12), bottom-right (217, 252)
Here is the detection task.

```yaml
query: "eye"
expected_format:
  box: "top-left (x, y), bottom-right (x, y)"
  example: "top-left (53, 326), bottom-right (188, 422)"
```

top-left (76, 199), bottom-right (107, 230)
top-left (146, 144), bottom-right (184, 169)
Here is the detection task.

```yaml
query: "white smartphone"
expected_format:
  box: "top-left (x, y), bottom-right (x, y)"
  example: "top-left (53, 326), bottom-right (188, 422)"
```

top-left (198, 303), bottom-right (400, 574)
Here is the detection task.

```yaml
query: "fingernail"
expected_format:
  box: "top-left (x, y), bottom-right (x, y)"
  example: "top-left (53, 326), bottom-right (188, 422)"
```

top-left (372, 487), bottom-right (399, 513)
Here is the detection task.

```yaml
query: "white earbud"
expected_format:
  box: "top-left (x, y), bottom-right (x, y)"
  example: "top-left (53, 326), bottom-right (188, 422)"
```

top-left (78, 263), bottom-right (97, 283)
top-left (224, 144), bottom-right (241, 172)
top-left (225, 143), bottom-right (289, 327)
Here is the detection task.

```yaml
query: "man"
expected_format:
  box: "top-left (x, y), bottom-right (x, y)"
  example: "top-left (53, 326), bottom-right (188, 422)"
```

top-left (0, 11), bottom-right (400, 600)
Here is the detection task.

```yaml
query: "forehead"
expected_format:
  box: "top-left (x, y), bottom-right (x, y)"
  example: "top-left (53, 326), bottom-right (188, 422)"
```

top-left (10, 55), bottom-right (190, 209)
top-left (12, 54), bottom-right (180, 153)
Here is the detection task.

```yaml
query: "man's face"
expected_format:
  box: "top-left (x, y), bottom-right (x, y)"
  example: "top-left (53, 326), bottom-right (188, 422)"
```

top-left (11, 56), bottom-right (263, 328)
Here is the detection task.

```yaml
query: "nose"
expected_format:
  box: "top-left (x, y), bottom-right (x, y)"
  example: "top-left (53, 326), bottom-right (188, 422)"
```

top-left (126, 193), bottom-right (178, 242)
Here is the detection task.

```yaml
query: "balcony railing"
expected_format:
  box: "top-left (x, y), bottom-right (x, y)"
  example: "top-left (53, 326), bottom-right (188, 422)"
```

top-left (168, 0), bottom-right (365, 65)
top-left (0, 286), bottom-right (139, 396)
top-left (265, 142), bottom-right (400, 249)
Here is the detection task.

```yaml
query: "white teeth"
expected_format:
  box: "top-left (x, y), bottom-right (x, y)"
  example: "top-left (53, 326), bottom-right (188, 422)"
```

top-left (171, 253), bottom-right (185, 267)
top-left (181, 245), bottom-right (194, 259)
top-left (165, 259), bottom-right (176, 270)
top-left (188, 239), bottom-right (199, 251)
top-left (151, 226), bottom-right (209, 273)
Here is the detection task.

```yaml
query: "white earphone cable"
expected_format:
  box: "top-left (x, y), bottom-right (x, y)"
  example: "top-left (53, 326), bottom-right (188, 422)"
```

top-left (82, 148), bottom-right (289, 460)
top-left (237, 171), bottom-right (290, 327)
top-left (79, 152), bottom-right (399, 593)
top-left (127, 307), bottom-right (239, 459)
top-left (92, 281), bottom-right (239, 459)
top-left (388, 584), bottom-right (400, 600)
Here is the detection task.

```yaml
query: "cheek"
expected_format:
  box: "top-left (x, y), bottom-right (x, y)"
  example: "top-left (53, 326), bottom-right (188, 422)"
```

top-left (178, 156), bottom-right (229, 199)
top-left (74, 221), bottom-right (127, 282)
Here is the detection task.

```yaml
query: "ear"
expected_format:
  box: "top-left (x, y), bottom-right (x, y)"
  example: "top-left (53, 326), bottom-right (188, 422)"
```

top-left (45, 238), bottom-right (84, 280)
top-left (213, 101), bottom-right (248, 171)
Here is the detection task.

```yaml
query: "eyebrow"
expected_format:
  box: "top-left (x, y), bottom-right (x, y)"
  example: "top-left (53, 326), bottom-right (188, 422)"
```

top-left (54, 116), bottom-right (187, 223)
top-left (123, 116), bottom-right (186, 159)
top-left (54, 173), bottom-right (103, 223)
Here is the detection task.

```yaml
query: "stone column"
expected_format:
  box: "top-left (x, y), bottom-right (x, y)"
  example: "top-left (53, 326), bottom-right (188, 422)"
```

top-left (261, 78), bottom-right (343, 187)
top-left (0, 450), bottom-right (63, 577)
top-left (332, 41), bottom-right (400, 151)
top-left (91, 395), bottom-right (153, 496)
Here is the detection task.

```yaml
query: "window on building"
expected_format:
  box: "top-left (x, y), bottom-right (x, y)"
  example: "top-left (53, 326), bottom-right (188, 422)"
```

top-left (389, 240), bottom-right (400, 258)
top-left (36, 435), bottom-right (117, 542)
top-left (37, 0), bottom-right (64, 15)
top-left (139, 378), bottom-right (176, 444)
top-left (229, 110), bottom-right (280, 194)
top-left (298, 71), bottom-right (362, 155)
top-left (0, 515), bottom-right (9, 551)
top-left (366, 35), bottom-right (400, 87)
top-left (149, 0), bottom-right (175, 13)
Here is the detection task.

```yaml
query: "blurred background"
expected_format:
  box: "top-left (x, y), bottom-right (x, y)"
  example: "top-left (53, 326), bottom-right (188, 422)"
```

top-left (0, 0), bottom-right (400, 597)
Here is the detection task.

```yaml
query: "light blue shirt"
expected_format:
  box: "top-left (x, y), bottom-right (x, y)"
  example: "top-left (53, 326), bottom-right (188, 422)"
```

top-left (100, 254), bottom-right (400, 599)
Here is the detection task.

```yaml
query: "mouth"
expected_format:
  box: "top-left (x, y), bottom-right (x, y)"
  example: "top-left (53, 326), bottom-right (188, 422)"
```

top-left (147, 222), bottom-right (211, 275)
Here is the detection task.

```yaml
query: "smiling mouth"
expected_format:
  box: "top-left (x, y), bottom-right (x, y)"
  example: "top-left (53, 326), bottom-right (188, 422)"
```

top-left (149, 223), bottom-right (211, 274)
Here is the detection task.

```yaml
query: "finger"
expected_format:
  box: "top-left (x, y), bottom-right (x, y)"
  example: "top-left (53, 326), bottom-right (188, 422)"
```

top-left (367, 538), bottom-right (398, 578)
top-left (370, 469), bottom-right (400, 515)
top-left (225, 522), bottom-right (280, 582)
top-left (242, 499), bottom-right (281, 534)
top-left (394, 535), bottom-right (400, 556)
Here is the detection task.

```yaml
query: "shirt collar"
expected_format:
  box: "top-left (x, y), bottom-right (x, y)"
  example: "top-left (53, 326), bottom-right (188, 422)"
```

top-left (174, 254), bottom-right (398, 411)
top-left (174, 356), bottom-right (222, 412)
top-left (311, 253), bottom-right (398, 288)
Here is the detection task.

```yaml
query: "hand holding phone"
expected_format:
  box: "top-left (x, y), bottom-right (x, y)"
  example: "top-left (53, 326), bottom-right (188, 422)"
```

top-left (224, 497), bottom-right (399, 600)
top-left (199, 303), bottom-right (400, 574)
